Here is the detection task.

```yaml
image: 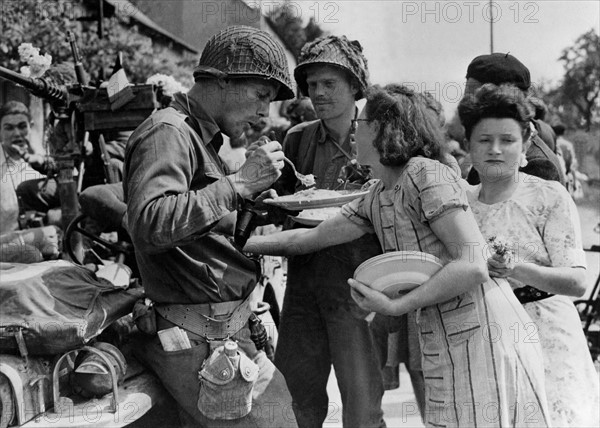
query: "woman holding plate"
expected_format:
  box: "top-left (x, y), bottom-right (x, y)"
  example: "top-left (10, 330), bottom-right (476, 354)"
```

top-left (246, 84), bottom-right (550, 427)
top-left (459, 83), bottom-right (599, 427)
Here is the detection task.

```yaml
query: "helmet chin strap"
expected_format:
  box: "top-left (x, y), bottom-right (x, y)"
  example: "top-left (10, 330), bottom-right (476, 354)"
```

top-left (185, 93), bottom-right (191, 116)
top-left (194, 65), bottom-right (228, 80)
top-left (216, 77), bottom-right (228, 89)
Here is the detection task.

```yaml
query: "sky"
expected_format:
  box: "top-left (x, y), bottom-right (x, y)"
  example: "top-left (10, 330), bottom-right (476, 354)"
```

top-left (278, 0), bottom-right (600, 118)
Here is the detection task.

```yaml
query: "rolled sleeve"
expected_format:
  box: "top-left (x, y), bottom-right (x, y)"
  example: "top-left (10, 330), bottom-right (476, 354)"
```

top-left (341, 191), bottom-right (376, 234)
top-left (405, 158), bottom-right (469, 224)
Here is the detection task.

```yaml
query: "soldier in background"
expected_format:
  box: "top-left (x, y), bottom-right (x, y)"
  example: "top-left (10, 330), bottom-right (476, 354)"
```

top-left (274, 35), bottom-right (386, 427)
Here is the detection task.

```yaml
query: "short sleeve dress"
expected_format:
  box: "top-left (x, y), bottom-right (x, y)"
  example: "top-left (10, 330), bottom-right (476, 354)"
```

top-left (468, 173), bottom-right (599, 428)
top-left (342, 157), bottom-right (551, 427)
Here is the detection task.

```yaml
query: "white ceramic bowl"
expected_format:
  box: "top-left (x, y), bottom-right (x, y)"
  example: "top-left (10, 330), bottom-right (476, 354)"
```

top-left (353, 251), bottom-right (443, 298)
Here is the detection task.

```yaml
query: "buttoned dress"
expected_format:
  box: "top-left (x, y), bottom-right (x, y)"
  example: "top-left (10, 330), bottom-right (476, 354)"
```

top-left (342, 157), bottom-right (551, 427)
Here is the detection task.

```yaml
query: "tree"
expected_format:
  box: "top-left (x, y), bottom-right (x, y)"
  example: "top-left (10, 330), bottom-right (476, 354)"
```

top-left (543, 29), bottom-right (600, 131)
top-left (267, 0), bottom-right (329, 59)
top-left (0, 0), bottom-right (194, 85)
top-left (304, 17), bottom-right (325, 44)
top-left (539, 80), bottom-right (580, 130)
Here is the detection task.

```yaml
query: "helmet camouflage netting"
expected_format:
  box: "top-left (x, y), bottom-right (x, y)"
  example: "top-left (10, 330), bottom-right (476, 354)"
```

top-left (294, 35), bottom-right (370, 100)
top-left (193, 26), bottom-right (294, 101)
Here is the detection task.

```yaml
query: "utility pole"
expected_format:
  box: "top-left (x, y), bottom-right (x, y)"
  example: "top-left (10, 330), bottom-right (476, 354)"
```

top-left (490, 0), bottom-right (494, 53)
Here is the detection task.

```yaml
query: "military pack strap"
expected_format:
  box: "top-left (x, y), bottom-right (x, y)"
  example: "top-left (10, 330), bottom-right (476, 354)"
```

top-left (330, 137), bottom-right (354, 163)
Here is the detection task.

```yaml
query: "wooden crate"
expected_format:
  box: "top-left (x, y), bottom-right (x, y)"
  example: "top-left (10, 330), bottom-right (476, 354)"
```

top-left (76, 84), bottom-right (158, 132)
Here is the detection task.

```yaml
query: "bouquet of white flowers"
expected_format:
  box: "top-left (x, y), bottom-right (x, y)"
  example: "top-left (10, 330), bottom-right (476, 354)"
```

top-left (18, 43), bottom-right (52, 78)
top-left (487, 235), bottom-right (513, 262)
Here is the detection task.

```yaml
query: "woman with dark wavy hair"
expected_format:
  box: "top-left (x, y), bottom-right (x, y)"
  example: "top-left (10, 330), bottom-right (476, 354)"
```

top-left (364, 84), bottom-right (444, 165)
top-left (460, 83), bottom-right (599, 427)
top-left (247, 84), bottom-right (550, 427)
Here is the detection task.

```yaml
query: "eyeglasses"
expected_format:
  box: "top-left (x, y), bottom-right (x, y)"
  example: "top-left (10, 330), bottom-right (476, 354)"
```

top-left (351, 118), bottom-right (370, 128)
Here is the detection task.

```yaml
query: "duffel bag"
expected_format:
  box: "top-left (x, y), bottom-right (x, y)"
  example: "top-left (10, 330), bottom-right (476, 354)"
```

top-left (0, 260), bottom-right (143, 355)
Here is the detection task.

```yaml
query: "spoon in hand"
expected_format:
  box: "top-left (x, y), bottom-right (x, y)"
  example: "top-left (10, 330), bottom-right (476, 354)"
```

top-left (283, 157), bottom-right (316, 188)
top-left (259, 133), bottom-right (317, 188)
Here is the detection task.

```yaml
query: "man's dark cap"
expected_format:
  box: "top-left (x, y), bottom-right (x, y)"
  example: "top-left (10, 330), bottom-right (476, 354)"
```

top-left (466, 53), bottom-right (531, 91)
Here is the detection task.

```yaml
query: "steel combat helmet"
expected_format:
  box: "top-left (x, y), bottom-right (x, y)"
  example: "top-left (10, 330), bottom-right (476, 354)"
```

top-left (294, 35), bottom-right (369, 100)
top-left (193, 26), bottom-right (294, 101)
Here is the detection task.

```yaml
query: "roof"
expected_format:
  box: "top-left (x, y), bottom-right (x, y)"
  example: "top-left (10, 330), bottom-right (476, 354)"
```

top-left (104, 0), bottom-right (199, 54)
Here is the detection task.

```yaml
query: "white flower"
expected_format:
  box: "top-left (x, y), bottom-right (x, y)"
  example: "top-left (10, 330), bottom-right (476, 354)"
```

top-left (17, 43), bottom-right (52, 78)
top-left (18, 43), bottom-right (39, 62)
top-left (146, 73), bottom-right (187, 96)
top-left (20, 66), bottom-right (31, 77)
top-left (487, 235), bottom-right (513, 257)
top-left (28, 53), bottom-right (52, 78)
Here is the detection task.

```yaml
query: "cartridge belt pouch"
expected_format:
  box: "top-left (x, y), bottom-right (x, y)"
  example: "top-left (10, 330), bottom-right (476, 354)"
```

top-left (155, 296), bottom-right (252, 341)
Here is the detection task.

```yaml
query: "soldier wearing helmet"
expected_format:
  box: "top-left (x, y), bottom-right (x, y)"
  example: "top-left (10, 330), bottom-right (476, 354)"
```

top-left (273, 35), bottom-right (386, 427)
top-left (124, 26), bottom-right (298, 427)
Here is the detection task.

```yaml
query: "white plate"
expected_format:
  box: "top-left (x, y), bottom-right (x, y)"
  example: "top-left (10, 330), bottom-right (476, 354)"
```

top-left (264, 189), bottom-right (368, 210)
top-left (290, 207), bottom-right (341, 226)
top-left (353, 251), bottom-right (443, 298)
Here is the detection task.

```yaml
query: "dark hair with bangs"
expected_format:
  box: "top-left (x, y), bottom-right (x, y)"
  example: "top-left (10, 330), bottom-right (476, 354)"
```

top-left (458, 83), bottom-right (533, 141)
top-left (363, 84), bottom-right (444, 167)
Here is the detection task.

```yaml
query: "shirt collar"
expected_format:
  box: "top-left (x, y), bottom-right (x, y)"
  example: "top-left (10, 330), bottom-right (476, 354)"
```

top-left (316, 106), bottom-right (359, 145)
top-left (316, 120), bottom-right (328, 144)
top-left (171, 92), bottom-right (222, 147)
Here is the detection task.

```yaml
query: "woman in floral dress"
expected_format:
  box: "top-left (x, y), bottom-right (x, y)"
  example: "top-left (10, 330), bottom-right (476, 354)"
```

top-left (459, 83), bottom-right (599, 427)
top-left (247, 84), bottom-right (550, 427)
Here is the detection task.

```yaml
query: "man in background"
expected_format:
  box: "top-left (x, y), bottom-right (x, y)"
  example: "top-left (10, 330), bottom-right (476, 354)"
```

top-left (451, 53), bottom-right (566, 185)
top-left (275, 35), bottom-right (386, 427)
top-left (553, 123), bottom-right (584, 198)
top-left (0, 101), bottom-right (46, 233)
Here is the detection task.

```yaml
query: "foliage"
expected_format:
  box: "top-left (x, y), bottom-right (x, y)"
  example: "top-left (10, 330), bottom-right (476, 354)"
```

top-left (304, 17), bottom-right (325, 43)
top-left (541, 29), bottom-right (600, 131)
top-left (0, 1), bottom-right (75, 71)
top-left (0, 0), bottom-right (194, 85)
top-left (569, 130), bottom-right (600, 177)
top-left (267, 0), bottom-right (329, 59)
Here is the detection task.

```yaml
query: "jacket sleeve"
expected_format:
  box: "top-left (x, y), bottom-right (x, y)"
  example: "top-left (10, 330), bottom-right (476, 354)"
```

top-left (124, 122), bottom-right (241, 253)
